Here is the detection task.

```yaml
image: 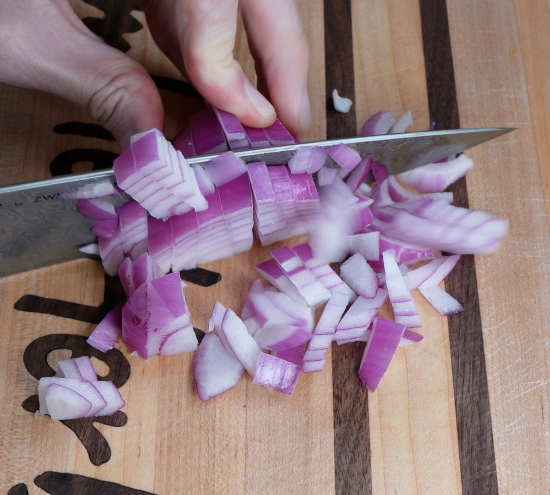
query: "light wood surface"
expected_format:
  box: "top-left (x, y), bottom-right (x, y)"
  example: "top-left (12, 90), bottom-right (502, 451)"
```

top-left (1, 0), bottom-right (549, 494)
top-left (448, 1), bottom-right (550, 493)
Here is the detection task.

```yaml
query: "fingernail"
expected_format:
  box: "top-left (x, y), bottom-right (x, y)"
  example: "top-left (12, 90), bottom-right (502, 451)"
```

top-left (299, 88), bottom-right (313, 133)
top-left (244, 81), bottom-right (275, 117)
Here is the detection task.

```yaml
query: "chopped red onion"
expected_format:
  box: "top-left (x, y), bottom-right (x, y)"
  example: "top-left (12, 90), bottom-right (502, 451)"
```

top-left (90, 381), bottom-right (125, 416)
top-left (76, 199), bottom-right (117, 220)
top-left (346, 155), bottom-right (372, 192)
top-left (288, 146), bottom-right (327, 174)
top-left (44, 384), bottom-right (92, 421)
top-left (317, 167), bottom-right (338, 186)
top-left (79, 243), bottom-right (99, 256)
top-left (358, 317), bottom-right (405, 391)
top-left (302, 292), bottom-right (350, 372)
top-left (57, 357), bottom-right (97, 381)
top-left (213, 107), bottom-right (247, 146)
top-left (372, 197), bottom-right (509, 254)
top-left (397, 154), bottom-right (473, 193)
top-left (255, 259), bottom-right (308, 305)
top-left (190, 107), bottom-right (229, 155)
top-left (92, 218), bottom-right (118, 239)
top-left (360, 111), bottom-right (396, 136)
top-left (217, 307), bottom-right (262, 376)
top-left (327, 144), bottom-right (362, 172)
top-left (243, 125), bottom-right (270, 148)
top-left (332, 89), bottom-right (353, 113)
top-left (39, 377), bottom-right (106, 417)
top-left (340, 253), bottom-right (378, 299)
top-left (403, 255), bottom-right (461, 290)
top-left (204, 152), bottom-right (247, 187)
top-left (334, 289), bottom-right (388, 343)
top-left (399, 329), bottom-right (424, 347)
top-left (87, 301), bottom-right (124, 353)
top-left (254, 324), bottom-right (312, 352)
top-left (118, 200), bottom-right (148, 259)
top-left (419, 286), bottom-right (463, 316)
top-left (391, 111), bottom-right (413, 133)
top-left (383, 251), bottom-right (421, 328)
top-left (193, 333), bottom-right (244, 402)
top-left (346, 231), bottom-right (380, 261)
top-left (253, 353), bottom-right (301, 395)
top-left (98, 228), bottom-right (125, 276)
top-left (263, 119), bottom-right (295, 146)
top-left (122, 272), bottom-right (197, 359)
top-left (191, 163), bottom-right (216, 196)
top-left (368, 234), bottom-right (435, 271)
top-left (372, 161), bottom-right (389, 185)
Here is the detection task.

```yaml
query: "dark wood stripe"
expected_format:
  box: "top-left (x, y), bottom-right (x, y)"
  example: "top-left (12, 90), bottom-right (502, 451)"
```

top-left (419, 1), bottom-right (499, 494)
top-left (14, 295), bottom-right (100, 324)
top-left (325, 1), bottom-right (371, 494)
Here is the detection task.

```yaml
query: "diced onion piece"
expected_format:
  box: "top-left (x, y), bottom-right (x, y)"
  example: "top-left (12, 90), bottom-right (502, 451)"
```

top-left (76, 199), bottom-right (117, 220)
top-left (190, 106), bottom-right (229, 155)
top-left (347, 232), bottom-right (380, 261)
top-left (399, 329), bottom-right (424, 347)
top-left (368, 234), bottom-right (435, 271)
top-left (327, 144), bottom-right (362, 172)
top-left (44, 384), bottom-right (92, 421)
top-left (191, 163), bottom-right (216, 196)
top-left (243, 125), bottom-right (270, 148)
top-left (317, 167), bottom-right (338, 186)
top-left (253, 324), bottom-right (312, 352)
top-left (90, 381), bottom-right (126, 416)
top-left (372, 197), bottom-right (509, 254)
top-left (57, 356), bottom-right (97, 382)
top-left (79, 243), bottom-right (99, 256)
top-left (208, 300), bottom-right (226, 333)
top-left (340, 253), bottom-right (378, 299)
top-left (204, 152), bottom-right (247, 187)
top-left (419, 286), bottom-right (464, 316)
top-left (87, 301), bottom-right (124, 353)
top-left (263, 119), bottom-right (295, 145)
top-left (347, 155), bottom-right (373, 192)
top-left (38, 377), bottom-right (106, 417)
top-left (193, 333), bottom-right (244, 402)
top-left (358, 317), bottom-right (405, 391)
top-left (253, 353), bottom-right (301, 395)
top-left (397, 154), bottom-right (473, 193)
top-left (302, 292), bottom-right (350, 372)
top-left (334, 289), bottom-right (388, 343)
top-left (372, 162), bottom-right (389, 185)
top-left (391, 111), bottom-right (413, 133)
top-left (383, 251), bottom-right (421, 328)
top-left (360, 111), bottom-right (396, 136)
top-left (332, 89), bottom-right (353, 113)
top-left (255, 259), bottom-right (308, 306)
top-left (218, 307), bottom-right (262, 376)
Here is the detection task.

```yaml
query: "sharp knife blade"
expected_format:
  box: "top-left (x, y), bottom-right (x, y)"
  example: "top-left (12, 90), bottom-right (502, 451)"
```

top-left (0, 127), bottom-right (514, 278)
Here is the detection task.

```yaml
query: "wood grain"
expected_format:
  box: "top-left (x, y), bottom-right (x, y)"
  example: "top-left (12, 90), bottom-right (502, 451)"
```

top-left (419, 1), bottom-right (499, 494)
top-left (447, 0), bottom-right (550, 493)
top-left (351, 1), bottom-right (461, 494)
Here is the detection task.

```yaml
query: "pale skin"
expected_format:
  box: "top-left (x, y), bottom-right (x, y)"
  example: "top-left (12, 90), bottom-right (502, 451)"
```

top-left (0, 0), bottom-right (312, 149)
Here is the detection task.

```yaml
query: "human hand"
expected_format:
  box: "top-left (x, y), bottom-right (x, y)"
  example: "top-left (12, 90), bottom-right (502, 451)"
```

top-left (0, 0), bottom-right (311, 148)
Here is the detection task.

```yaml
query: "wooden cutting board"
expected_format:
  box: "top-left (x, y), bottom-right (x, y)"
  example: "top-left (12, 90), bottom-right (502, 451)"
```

top-left (1, 1), bottom-right (549, 494)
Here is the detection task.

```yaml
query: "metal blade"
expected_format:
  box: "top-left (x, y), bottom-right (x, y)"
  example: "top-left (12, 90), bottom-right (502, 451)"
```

top-left (0, 127), bottom-right (514, 278)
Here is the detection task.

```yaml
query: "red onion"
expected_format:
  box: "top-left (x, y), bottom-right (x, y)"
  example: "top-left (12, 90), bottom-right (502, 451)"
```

top-left (252, 353), bottom-right (301, 394)
top-left (391, 111), bottom-right (413, 133)
top-left (358, 317), bottom-right (406, 391)
top-left (360, 111), bottom-right (396, 136)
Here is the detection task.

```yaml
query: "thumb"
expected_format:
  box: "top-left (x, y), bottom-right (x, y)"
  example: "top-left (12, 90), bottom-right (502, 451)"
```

top-left (0, 0), bottom-right (163, 148)
top-left (175, 0), bottom-right (276, 128)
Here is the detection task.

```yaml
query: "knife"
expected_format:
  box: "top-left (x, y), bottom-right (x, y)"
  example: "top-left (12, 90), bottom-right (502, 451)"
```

top-left (0, 127), bottom-right (513, 278)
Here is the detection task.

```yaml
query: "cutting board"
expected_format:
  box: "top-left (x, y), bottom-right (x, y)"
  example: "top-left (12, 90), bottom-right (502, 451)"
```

top-left (1, 1), bottom-right (549, 494)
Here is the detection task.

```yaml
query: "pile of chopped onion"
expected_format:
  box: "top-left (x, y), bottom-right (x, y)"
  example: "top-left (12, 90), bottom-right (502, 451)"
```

top-left (38, 356), bottom-right (124, 421)
top-left (71, 107), bottom-right (508, 401)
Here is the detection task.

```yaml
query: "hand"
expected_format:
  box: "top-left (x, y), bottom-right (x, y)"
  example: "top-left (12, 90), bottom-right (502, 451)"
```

top-left (0, 0), bottom-right (311, 148)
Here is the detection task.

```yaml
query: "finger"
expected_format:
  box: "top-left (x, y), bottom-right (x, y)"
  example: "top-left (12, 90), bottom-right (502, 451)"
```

top-left (0, 0), bottom-right (163, 148)
top-left (175, 0), bottom-right (276, 128)
top-left (240, 0), bottom-right (311, 137)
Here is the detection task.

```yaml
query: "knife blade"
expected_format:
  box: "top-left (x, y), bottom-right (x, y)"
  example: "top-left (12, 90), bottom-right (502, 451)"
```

top-left (0, 127), bottom-right (513, 278)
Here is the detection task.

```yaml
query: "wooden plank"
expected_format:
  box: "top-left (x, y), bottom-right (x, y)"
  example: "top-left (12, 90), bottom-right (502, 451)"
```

top-left (419, 1), bottom-right (498, 494)
top-left (352, 1), bottom-right (461, 494)
top-left (446, 1), bottom-right (550, 493)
